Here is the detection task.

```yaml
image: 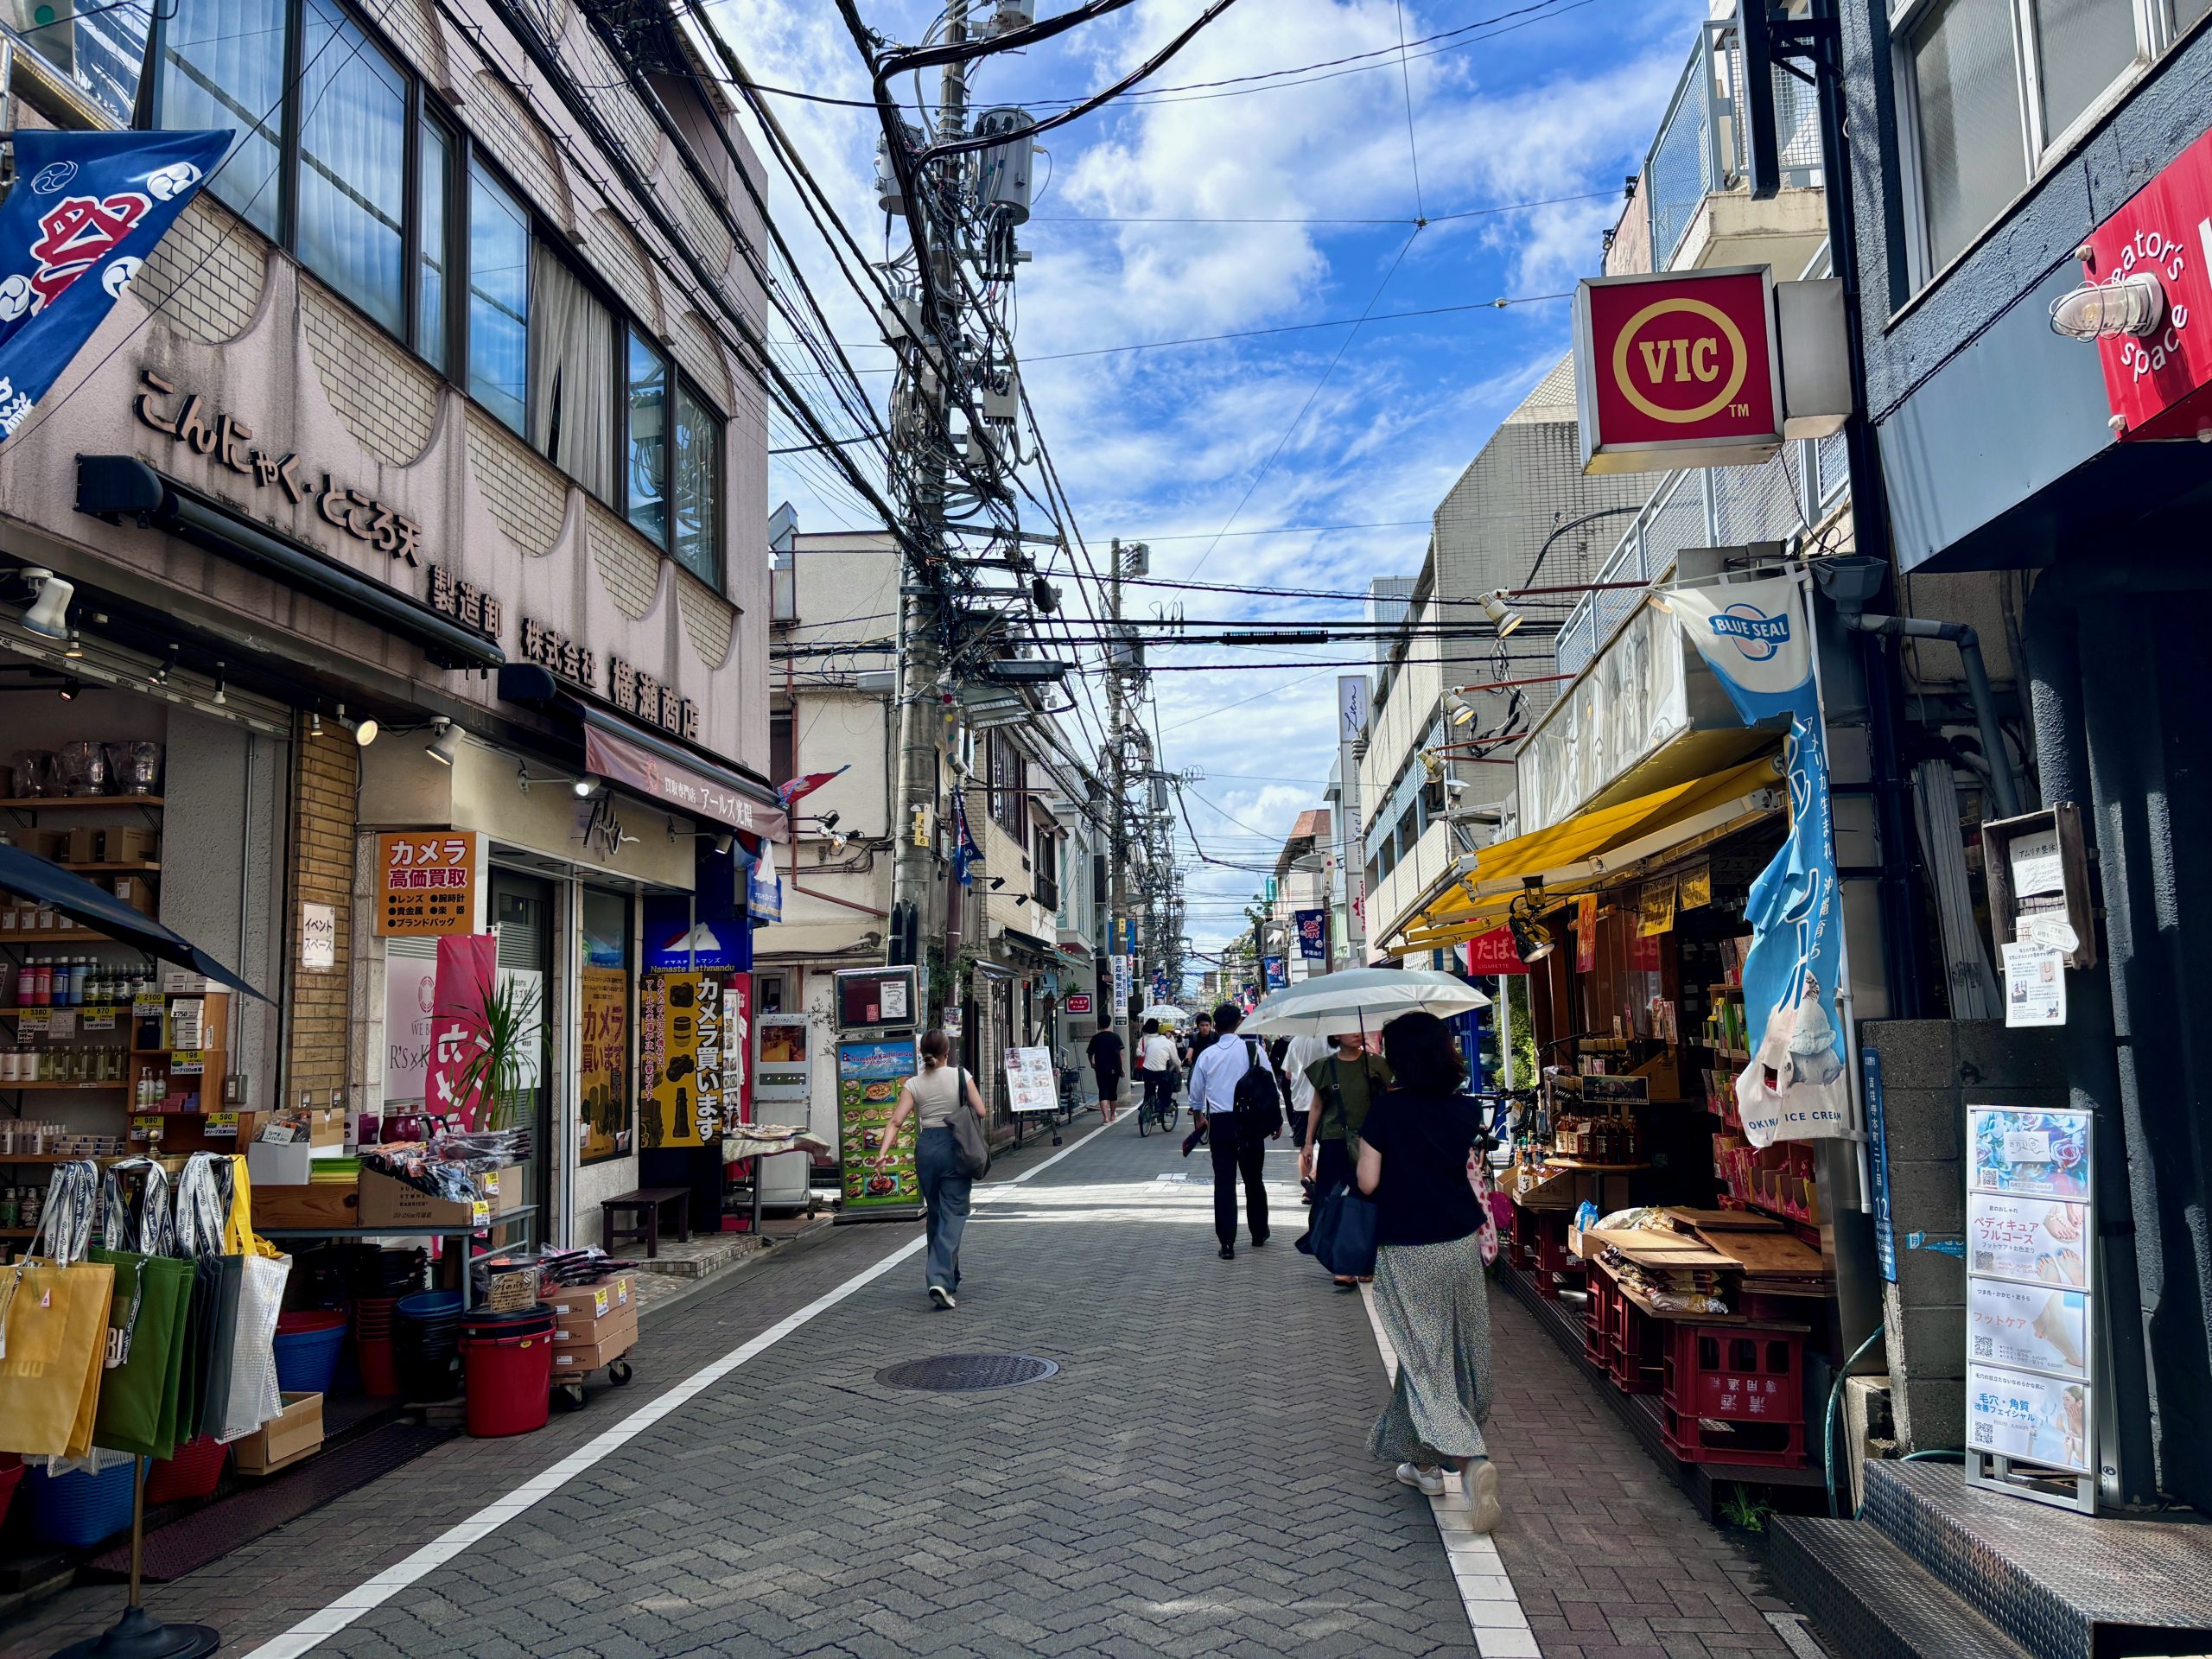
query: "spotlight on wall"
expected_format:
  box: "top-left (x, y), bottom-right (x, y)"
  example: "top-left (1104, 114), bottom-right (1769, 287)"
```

top-left (309, 712), bottom-right (324, 739)
top-left (573, 778), bottom-right (601, 798)
top-left (1446, 693), bottom-right (1476, 728)
top-left (336, 704), bottom-right (378, 747)
top-left (19, 569), bottom-right (73, 641)
top-left (62, 631), bottom-right (82, 661)
top-left (713, 834), bottom-right (734, 856)
top-left (151, 645), bottom-right (177, 685)
top-left (1509, 897), bottom-right (1554, 965)
top-left (57, 677), bottom-right (80, 702)
top-left (989, 875), bottom-right (1007, 890)
top-left (425, 717), bottom-right (462, 766)
top-left (1482, 590), bottom-right (1524, 638)
top-left (210, 664), bottom-right (226, 707)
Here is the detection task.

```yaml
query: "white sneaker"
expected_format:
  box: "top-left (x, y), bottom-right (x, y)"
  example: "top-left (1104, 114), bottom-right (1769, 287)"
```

top-left (1461, 1459), bottom-right (1501, 1533)
top-left (1395, 1462), bottom-right (1446, 1497)
top-left (929, 1285), bottom-right (955, 1310)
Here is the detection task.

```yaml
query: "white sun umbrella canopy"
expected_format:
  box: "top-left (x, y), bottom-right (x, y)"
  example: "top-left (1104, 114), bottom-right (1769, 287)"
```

top-left (1138, 1004), bottom-right (1185, 1024)
top-left (1242, 967), bottom-right (1490, 1038)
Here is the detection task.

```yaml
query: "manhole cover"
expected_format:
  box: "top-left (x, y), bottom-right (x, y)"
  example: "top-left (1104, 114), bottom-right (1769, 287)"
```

top-left (875, 1353), bottom-right (1059, 1392)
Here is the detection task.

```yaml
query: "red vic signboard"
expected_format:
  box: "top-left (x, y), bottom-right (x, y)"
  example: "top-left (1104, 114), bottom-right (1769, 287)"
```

top-left (1574, 266), bottom-right (1783, 474)
top-left (2082, 124), bottom-right (2212, 442)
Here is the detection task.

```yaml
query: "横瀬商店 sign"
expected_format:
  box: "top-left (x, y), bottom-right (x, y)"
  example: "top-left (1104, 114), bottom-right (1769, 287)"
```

top-left (1573, 266), bottom-right (1784, 474)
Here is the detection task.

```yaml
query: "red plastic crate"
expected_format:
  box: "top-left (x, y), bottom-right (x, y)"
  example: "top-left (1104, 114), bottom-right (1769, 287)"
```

top-left (1608, 1294), bottom-right (1666, 1394)
top-left (1662, 1323), bottom-right (1806, 1424)
top-left (1661, 1407), bottom-right (1807, 1468)
top-left (1583, 1270), bottom-right (1618, 1368)
top-left (1532, 1219), bottom-right (1582, 1300)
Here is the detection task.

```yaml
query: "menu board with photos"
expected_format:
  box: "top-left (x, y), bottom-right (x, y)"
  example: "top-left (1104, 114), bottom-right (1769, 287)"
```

top-left (1966, 1106), bottom-right (2097, 1507)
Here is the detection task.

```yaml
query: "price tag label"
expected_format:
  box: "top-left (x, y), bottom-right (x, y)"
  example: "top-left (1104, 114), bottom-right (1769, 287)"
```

top-left (82, 1007), bottom-right (115, 1031)
top-left (130, 1115), bottom-right (162, 1141)
top-left (16, 1008), bottom-right (48, 1036)
top-left (171, 1049), bottom-right (205, 1076)
top-left (205, 1111), bottom-right (238, 1138)
top-left (132, 990), bottom-right (162, 1014)
top-left (471, 1199), bottom-right (490, 1230)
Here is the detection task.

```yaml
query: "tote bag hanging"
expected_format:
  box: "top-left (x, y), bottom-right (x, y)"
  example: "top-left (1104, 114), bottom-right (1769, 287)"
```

top-left (1296, 1178), bottom-right (1379, 1280)
top-left (218, 1155), bottom-right (290, 1441)
top-left (174, 1155), bottom-right (242, 1443)
top-left (91, 1160), bottom-right (192, 1461)
top-left (0, 1160), bottom-right (115, 1459)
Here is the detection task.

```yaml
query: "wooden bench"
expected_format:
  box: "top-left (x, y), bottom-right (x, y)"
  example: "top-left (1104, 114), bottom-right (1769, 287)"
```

top-left (601, 1186), bottom-right (692, 1258)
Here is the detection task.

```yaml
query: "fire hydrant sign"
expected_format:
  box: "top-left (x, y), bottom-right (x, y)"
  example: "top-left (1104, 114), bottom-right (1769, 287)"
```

top-left (1573, 266), bottom-right (1783, 474)
top-left (374, 832), bottom-right (479, 936)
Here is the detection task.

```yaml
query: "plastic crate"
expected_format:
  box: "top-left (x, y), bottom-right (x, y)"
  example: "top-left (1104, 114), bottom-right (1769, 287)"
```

top-left (1608, 1294), bottom-right (1667, 1395)
top-left (1662, 1322), bottom-right (1806, 1423)
top-left (1583, 1269), bottom-right (1618, 1369)
top-left (1661, 1407), bottom-right (1808, 1467)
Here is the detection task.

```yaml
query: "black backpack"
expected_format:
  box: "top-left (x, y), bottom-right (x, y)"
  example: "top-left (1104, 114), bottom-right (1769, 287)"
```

top-left (1232, 1038), bottom-right (1284, 1139)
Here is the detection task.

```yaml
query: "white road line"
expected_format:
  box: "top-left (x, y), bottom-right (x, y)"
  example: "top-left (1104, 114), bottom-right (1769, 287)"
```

top-left (1357, 1281), bottom-right (1539, 1659)
top-left (244, 1109), bottom-right (1137, 1656)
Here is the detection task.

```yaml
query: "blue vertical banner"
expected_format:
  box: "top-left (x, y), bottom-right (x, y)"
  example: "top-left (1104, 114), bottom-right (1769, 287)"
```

top-left (1262, 956), bottom-right (1287, 989)
top-left (1294, 908), bottom-right (1326, 959)
top-left (1657, 574), bottom-right (1848, 1146)
top-left (0, 128), bottom-right (231, 442)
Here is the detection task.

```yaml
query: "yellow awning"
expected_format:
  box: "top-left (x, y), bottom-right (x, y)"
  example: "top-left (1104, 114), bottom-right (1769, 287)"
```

top-left (1388, 751), bottom-right (1784, 953)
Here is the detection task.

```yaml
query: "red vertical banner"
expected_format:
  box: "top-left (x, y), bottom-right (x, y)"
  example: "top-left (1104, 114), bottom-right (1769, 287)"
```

top-left (1574, 894), bottom-right (1599, 975)
top-left (426, 933), bottom-right (498, 1130)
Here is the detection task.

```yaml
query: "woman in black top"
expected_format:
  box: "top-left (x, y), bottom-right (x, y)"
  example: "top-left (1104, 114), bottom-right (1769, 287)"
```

top-left (1357, 1011), bottom-right (1500, 1532)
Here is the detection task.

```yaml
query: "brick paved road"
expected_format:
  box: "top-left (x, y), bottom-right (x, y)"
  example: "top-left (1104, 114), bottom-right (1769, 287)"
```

top-left (2, 1113), bottom-right (1803, 1659)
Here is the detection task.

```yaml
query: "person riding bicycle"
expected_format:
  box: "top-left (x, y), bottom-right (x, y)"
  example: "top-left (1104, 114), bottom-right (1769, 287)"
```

top-left (1139, 1019), bottom-right (1179, 1130)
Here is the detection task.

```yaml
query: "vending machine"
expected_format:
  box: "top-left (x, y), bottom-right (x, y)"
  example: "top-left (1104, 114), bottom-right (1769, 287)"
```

top-left (832, 964), bottom-right (925, 1223)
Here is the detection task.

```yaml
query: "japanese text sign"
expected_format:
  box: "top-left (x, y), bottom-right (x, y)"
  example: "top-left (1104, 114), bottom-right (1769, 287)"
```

top-left (374, 831), bottom-right (479, 936)
top-left (1574, 266), bottom-right (1783, 474)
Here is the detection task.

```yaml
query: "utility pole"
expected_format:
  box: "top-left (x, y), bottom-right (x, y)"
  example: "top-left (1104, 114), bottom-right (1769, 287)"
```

top-left (887, 0), bottom-right (969, 1009)
top-left (1106, 537), bottom-right (1130, 1046)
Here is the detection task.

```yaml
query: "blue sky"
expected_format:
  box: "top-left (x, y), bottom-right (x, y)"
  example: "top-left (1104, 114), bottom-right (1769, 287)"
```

top-left (712, 0), bottom-right (1705, 965)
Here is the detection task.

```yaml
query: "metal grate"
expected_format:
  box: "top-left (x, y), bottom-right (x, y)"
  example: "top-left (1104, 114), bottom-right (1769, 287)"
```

top-left (875, 1353), bottom-right (1059, 1392)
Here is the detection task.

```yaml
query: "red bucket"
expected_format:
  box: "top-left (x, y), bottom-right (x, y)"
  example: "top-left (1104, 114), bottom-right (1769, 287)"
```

top-left (144, 1436), bottom-right (229, 1504)
top-left (357, 1336), bottom-right (400, 1396)
top-left (461, 1328), bottom-right (553, 1438)
top-left (0, 1455), bottom-right (22, 1526)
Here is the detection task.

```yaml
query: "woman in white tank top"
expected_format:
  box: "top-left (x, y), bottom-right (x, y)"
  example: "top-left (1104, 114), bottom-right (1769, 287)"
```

top-left (878, 1028), bottom-right (985, 1309)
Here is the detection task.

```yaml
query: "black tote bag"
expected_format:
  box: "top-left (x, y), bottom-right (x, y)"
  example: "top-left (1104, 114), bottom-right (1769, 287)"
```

top-left (1296, 1179), bottom-right (1379, 1279)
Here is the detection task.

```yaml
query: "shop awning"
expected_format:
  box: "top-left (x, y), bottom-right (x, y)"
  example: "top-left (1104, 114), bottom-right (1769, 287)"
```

top-left (0, 844), bottom-right (265, 1000)
top-left (580, 708), bottom-right (786, 840)
top-left (75, 457), bottom-right (503, 673)
top-left (1387, 751), bottom-right (1784, 954)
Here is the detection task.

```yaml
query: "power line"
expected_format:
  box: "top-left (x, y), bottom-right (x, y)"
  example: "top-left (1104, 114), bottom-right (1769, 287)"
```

top-left (1024, 188), bottom-right (1613, 226)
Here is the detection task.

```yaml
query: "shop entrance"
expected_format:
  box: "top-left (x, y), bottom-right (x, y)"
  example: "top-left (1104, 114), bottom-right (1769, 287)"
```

top-left (492, 869), bottom-right (555, 1240)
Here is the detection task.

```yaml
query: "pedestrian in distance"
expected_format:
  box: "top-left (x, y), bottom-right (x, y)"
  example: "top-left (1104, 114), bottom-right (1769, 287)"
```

top-left (1179, 1011), bottom-right (1218, 1154)
top-left (876, 1027), bottom-right (988, 1311)
top-left (1140, 1018), bottom-right (1179, 1128)
top-left (1185, 1001), bottom-right (1282, 1259)
top-left (1300, 1030), bottom-right (1392, 1287)
top-left (1280, 1032), bottom-right (1332, 1198)
top-left (1357, 1011), bottom-right (1501, 1533)
top-left (1087, 1022), bottom-right (1125, 1123)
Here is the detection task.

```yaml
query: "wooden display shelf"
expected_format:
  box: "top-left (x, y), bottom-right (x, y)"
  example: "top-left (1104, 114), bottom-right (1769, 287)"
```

top-left (0, 1226), bottom-right (35, 1237)
top-left (0, 797), bottom-right (163, 810)
top-left (0, 1004), bottom-right (134, 1014)
top-left (1, 1081), bottom-right (127, 1090)
top-left (62, 861), bottom-right (162, 874)
top-left (0, 1152), bottom-right (124, 1162)
top-left (0, 926), bottom-right (120, 944)
top-left (1543, 1158), bottom-right (1653, 1172)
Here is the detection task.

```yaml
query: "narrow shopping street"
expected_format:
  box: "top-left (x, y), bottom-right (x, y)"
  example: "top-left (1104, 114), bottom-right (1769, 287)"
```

top-left (3, 1112), bottom-right (1795, 1659)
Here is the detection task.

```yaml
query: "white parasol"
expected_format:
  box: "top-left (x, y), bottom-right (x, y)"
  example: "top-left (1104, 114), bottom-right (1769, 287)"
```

top-left (1240, 967), bottom-right (1490, 1038)
top-left (1137, 1003), bottom-right (1186, 1025)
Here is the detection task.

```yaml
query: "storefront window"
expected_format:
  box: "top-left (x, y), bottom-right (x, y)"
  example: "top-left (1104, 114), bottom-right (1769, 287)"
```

top-left (468, 160), bottom-right (531, 433)
top-left (625, 329), bottom-right (670, 544)
top-left (296, 0), bottom-right (408, 336)
top-left (579, 887), bottom-right (633, 1166)
top-left (157, 0), bottom-right (287, 238)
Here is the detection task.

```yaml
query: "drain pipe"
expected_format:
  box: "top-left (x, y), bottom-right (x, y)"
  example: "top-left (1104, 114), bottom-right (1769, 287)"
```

top-left (1844, 614), bottom-right (2023, 818)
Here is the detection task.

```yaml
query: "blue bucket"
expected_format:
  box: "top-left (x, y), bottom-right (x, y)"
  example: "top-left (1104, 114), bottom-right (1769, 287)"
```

top-left (31, 1460), bottom-right (137, 1549)
top-left (273, 1312), bottom-right (347, 1395)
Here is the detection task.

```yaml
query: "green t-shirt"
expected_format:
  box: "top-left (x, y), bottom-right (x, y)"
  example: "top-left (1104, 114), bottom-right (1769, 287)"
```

top-left (1305, 1053), bottom-right (1391, 1141)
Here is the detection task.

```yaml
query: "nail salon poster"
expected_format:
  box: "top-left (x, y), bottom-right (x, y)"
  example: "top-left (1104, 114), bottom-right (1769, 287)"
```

top-left (1967, 1105), bottom-right (2097, 1494)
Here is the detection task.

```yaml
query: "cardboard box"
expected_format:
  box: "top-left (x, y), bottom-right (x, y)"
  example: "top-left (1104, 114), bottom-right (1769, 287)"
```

top-left (247, 1138), bottom-right (313, 1187)
top-left (552, 1302), bottom-right (638, 1346)
top-left (550, 1311), bottom-right (636, 1376)
top-left (357, 1165), bottom-right (523, 1229)
top-left (64, 826), bottom-right (100, 865)
top-left (543, 1274), bottom-right (634, 1321)
top-left (309, 1106), bottom-right (346, 1148)
top-left (109, 874), bottom-right (156, 914)
top-left (102, 827), bottom-right (157, 864)
top-left (235, 1391), bottom-right (322, 1475)
top-left (250, 1182), bottom-right (359, 1230)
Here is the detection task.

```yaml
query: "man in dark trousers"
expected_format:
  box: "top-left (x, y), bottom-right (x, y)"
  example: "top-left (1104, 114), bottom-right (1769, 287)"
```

top-left (1085, 1022), bottom-right (1125, 1123)
top-left (1178, 1011), bottom-right (1217, 1154)
top-left (1185, 1001), bottom-right (1279, 1259)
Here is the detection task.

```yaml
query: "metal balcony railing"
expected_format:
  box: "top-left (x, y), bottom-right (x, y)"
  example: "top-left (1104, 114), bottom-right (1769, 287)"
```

top-left (1554, 430), bottom-right (1848, 682)
top-left (1645, 19), bottom-right (1824, 270)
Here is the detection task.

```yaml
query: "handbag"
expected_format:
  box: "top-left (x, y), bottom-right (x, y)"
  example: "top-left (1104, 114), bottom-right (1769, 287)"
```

top-left (218, 1156), bottom-right (289, 1442)
top-left (174, 1156), bottom-right (243, 1442)
top-left (1297, 1178), bottom-right (1379, 1279)
top-left (0, 1160), bottom-right (116, 1459)
top-left (1465, 1143), bottom-right (1501, 1268)
top-left (91, 1160), bottom-right (193, 1460)
top-left (950, 1068), bottom-right (992, 1180)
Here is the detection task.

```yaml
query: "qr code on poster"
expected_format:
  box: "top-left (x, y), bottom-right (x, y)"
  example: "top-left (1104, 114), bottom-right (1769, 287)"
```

top-left (1974, 1336), bottom-right (1994, 1357)
top-left (1974, 1423), bottom-right (1994, 1446)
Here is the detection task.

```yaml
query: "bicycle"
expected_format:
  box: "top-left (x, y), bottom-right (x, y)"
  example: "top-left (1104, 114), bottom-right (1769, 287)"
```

top-left (1139, 1072), bottom-right (1179, 1136)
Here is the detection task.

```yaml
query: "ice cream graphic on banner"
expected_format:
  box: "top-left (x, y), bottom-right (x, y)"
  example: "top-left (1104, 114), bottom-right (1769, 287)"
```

top-left (1656, 574), bottom-right (1848, 1147)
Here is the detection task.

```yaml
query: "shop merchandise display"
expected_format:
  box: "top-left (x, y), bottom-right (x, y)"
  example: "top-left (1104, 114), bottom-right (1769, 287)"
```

top-left (360, 1129), bottom-right (529, 1206)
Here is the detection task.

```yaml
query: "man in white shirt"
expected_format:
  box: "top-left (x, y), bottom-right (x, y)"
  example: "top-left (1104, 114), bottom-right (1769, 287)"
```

top-left (1185, 1001), bottom-right (1278, 1259)
top-left (1138, 1020), bottom-right (1179, 1128)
